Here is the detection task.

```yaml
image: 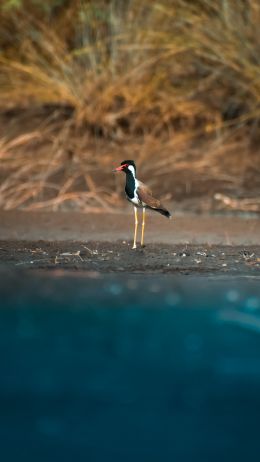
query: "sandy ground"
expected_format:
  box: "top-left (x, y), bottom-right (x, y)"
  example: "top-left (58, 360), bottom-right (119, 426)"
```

top-left (0, 210), bottom-right (260, 244)
top-left (0, 210), bottom-right (259, 275)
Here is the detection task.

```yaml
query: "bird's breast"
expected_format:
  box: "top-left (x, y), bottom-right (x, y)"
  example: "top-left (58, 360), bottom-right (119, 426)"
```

top-left (127, 195), bottom-right (142, 206)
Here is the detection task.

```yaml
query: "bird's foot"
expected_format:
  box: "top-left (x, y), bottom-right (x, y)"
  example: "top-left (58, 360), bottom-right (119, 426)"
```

top-left (132, 244), bottom-right (137, 250)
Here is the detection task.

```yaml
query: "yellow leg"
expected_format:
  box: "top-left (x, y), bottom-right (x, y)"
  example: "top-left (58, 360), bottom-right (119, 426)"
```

top-left (132, 206), bottom-right (138, 249)
top-left (141, 208), bottom-right (146, 247)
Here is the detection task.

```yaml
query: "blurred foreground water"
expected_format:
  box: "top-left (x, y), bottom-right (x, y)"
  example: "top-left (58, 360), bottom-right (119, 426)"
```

top-left (1, 270), bottom-right (260, 462)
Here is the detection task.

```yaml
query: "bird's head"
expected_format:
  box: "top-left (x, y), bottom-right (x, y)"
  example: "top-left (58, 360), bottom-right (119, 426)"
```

top-left (113, 160), bottom-right (136, 175)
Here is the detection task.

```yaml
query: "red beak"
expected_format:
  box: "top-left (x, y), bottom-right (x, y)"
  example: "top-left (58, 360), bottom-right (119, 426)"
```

top-left (113, 163), bottom-right (128, 172)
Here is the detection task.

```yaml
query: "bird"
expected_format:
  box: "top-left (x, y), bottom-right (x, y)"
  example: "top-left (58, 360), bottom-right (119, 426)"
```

top-left (113, 160), bottom-right (171, 249)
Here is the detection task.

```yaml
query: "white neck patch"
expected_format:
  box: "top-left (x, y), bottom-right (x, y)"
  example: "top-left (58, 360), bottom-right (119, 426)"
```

top-left (127, 165), bottom-right (136, 178)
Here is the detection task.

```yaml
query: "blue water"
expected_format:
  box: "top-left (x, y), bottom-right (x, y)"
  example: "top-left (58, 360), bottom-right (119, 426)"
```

top-left (1, 271), bottom-right (260, 461)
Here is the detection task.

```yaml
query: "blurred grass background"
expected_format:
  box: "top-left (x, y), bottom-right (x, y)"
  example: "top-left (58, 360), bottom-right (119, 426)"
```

top-left (0, 0), bottom-right (259, 212)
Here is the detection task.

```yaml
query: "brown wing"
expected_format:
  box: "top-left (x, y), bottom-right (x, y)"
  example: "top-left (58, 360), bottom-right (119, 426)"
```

top-left (137, 181), bottom-right (161, 208)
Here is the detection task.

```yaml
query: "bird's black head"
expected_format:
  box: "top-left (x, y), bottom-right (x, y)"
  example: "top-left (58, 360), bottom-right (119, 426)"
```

top-left (113, 160), bottom-right (136, 175)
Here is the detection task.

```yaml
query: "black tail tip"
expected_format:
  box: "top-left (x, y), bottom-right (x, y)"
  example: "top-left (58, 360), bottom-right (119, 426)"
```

top-left (158, 208), bottom-right (172, 218)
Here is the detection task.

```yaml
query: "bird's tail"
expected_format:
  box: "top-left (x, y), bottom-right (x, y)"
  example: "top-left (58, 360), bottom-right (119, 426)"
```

top-left (154, 207), bottom-right (172, 219)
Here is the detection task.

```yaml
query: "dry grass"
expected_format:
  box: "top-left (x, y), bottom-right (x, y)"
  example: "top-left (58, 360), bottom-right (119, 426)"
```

top-left (0, 0), bottom-right (259, 212)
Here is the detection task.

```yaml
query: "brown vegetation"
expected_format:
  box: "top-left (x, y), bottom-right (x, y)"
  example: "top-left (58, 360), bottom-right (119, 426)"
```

top-left (0, 0), bottom-right (259, 212)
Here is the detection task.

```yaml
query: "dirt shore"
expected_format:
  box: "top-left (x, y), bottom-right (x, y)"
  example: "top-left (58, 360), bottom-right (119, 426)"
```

top-left (0, 240), bottom-right (259, 276)
top-left (0, 211), bottom-right (259, 275)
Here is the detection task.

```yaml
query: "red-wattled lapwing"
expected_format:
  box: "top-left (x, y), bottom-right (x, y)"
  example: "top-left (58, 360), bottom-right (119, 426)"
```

top-left (113, 160), bottom-right (171, 249)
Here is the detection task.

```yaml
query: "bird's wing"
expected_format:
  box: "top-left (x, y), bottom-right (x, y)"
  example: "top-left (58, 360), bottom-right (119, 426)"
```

top-left (137, 181), bottom-right (161, 208)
